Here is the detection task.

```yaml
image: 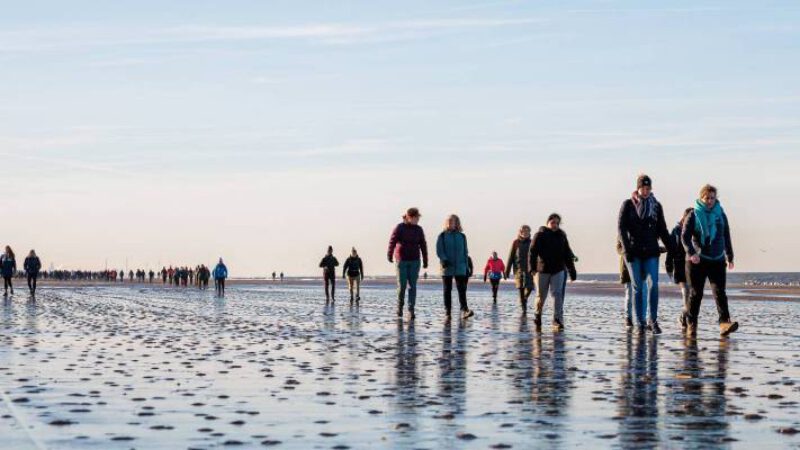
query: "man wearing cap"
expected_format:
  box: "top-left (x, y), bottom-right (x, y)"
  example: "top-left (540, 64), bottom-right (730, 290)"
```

top-left (387, 207), bottom-right (429, 320)
top-left (618, 174), bottom-right (673, 334)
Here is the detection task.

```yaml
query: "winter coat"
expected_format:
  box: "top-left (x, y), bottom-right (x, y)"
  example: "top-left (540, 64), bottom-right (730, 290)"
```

top-left (213, 263), bottom-right (228, 280)
top-left (529, 227), bottom-right (577, 280)
top-left (504, 238), bottom-right (532, 278)
top-left (668, 224), bottom-right (688, 284)
top-left (618, 197), bottom-right (672, 260)
top-left (483, 258), bottom-right (506, 281)
top-left (436, 230), bottom-right (470, 277)
top-left (682, 210), bottom-right (733, 263)
top-left (24, 256), bottom-right (41, 275)
top-left (343, 256), bottom-right (364, 278)
top-left (319, 255), bottom-right (339, 277)
top-left (0, 255), bottom-right (16, 278)
top-left (387, 223), bottom-right (429, 265)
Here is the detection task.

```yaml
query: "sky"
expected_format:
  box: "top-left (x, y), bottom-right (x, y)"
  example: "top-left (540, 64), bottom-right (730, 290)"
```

top-left (1, 0), bottom-right (798, 276)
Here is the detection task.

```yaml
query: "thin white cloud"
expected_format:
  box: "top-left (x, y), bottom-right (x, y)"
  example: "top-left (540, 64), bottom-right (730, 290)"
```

top-left (0, 17), bottom-right (545, 53)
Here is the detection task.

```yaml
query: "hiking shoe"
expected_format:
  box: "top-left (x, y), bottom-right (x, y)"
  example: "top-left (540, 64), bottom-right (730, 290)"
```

top-left (552, 320), bottom-right (565, 332)
top-left (649, 321), bottom-right (662, 335)
top-left (462, 309), bottom-right (475, 320)
top-left (625, 317), bottom-right (633, 330)
top-left (720, 321), bottom-right (739, 337)
top-left (533, 314), bottom-right (542, 331)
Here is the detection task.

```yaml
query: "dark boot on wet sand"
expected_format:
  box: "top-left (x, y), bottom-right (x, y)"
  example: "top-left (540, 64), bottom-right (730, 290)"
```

top-left (649, 321), bottom-right (662, 335)
top-left (552, 319), bottom-right (564, 332)
top-left (625, 317), bottom-right (633, 330)
top-left (462, 309), bottom-right (474, 320)
top-left (533, 314), bottom-right (542, 331)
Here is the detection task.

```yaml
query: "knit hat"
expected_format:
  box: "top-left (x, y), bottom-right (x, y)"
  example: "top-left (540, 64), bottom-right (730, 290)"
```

top-left (637, 174), bottom-right (652, 189)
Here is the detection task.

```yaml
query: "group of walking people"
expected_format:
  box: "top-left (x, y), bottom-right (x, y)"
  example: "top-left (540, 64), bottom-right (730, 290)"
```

top-left (320, 174), bottom-right (738, 338)
top-left (0, 247), bottom-right (42, 296)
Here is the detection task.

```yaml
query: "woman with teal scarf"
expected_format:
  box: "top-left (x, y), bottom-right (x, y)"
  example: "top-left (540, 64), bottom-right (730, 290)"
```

top-left (681, 184), bottom-right (738, 337)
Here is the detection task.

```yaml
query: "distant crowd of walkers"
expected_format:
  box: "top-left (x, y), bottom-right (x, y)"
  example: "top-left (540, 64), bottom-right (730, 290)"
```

top-left (318, 174), bottom-right (738, 338)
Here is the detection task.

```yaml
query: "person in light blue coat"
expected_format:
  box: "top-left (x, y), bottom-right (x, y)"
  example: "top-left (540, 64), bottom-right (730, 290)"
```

top-left (436, 214), bottom-right (474, 322)
top-left (213, 258), bottom-right (228, 296)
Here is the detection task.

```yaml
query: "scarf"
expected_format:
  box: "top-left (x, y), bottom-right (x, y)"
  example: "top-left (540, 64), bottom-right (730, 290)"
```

top-left (694, 198), bottom-right (724, 248)
top-left (631, 191), bottom-right (657, 220)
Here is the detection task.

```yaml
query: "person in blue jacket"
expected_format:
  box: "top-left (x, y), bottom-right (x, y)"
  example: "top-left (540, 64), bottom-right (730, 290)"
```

top-left (1, 246), bottom-right (17, 296)
top-left (436, 214), bottom-right (474, 322)
top-left (213, 258), bottom-right (228, 296)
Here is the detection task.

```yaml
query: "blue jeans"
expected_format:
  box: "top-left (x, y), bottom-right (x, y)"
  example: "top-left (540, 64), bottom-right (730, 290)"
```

top-left (396, 260), bottom-right (420, 311)
top-left (623, 282), bottom-right (633, 320)
top-left (625, 257), bottom-right (660, 325)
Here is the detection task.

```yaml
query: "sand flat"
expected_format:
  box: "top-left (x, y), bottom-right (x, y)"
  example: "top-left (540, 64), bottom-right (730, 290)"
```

top-left (1, 283), bottom-right (798, 449)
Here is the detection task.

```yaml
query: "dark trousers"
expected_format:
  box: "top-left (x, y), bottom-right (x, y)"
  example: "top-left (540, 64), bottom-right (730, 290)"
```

top-left (443, 275), bottom-right (469, 314)
top-left (215, 278), bottom-right (225, 296)
top-left (3, 276), bottom-right (12, 293)
top-left (27, 273), bottom-right (38, 293)
top-left (324, 273), bottom-right (335, 300)
top-left (686, 259), bottom-right (730, 324)
top-left (490, 279), bottom-right (500, 300)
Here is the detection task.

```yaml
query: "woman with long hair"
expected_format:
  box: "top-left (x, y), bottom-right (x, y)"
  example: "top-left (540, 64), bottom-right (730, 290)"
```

top-left (1, 246), bottom-right (17, 295)
top-left (436, 214), bottom-right (474, 322)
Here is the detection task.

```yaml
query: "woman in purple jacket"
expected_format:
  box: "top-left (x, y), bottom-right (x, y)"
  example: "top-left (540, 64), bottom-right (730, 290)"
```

top-left (388, 207), bottom-right (429, 320)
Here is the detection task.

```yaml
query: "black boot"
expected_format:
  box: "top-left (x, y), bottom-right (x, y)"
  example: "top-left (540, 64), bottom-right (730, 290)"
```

top-left (534, 314), bottom-right (542, 331)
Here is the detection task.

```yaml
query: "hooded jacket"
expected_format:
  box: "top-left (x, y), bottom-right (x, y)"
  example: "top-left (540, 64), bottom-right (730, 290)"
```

top-left (529, 227), bottom-right (577, 280)
top-left (319, 255), bottom-right (339, 276)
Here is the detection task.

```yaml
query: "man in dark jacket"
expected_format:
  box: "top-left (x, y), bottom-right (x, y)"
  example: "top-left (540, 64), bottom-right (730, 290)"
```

top-left (681, 184), bottom-right (738, 337)
top-left (24, 250), bottom-right (42, 296)
top-left (618, 174), bottom-right (673, 334)
top-left (387, 208), bottom-right (428, 320)
top-left (529, 214), bottom-right (577, 331)
top-left (504, 225), bottom-right (534, 312)
top-left (342, 248), bottom-right (364, 303)
top-left (319, 246), bottom-right (339, 303)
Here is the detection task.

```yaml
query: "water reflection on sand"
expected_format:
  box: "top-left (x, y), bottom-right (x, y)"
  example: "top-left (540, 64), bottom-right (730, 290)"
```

top-left (0, 283), bottom-right (797, 449)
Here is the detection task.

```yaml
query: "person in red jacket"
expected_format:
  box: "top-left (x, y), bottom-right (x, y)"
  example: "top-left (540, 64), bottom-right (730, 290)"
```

top-left (483, 252), bottom-right (506, 303)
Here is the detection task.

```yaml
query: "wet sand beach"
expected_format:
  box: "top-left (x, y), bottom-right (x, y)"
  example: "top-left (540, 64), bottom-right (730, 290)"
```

top-left (1, 282), bottom-right (798, 449)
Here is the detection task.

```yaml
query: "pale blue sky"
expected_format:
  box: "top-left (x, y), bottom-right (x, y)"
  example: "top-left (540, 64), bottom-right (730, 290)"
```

top-left (1, 1), bottom-right (798, 275)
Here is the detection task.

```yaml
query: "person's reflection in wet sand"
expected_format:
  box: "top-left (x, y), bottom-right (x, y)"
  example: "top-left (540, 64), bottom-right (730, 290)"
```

top-left (667, 336), bottom-right (731, 446)
top-left (24, 298), bottom-right (39, 350)
top-left (617, 332), bottom-right (660, 446)
top-left (531, 331), bottom-right (572, 429)
top-left (392, 319), bottom-right (420, 429)
top-left (438, 319), bottom-right (468, 415)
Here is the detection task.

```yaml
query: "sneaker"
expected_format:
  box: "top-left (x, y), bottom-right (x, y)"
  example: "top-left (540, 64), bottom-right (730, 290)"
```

top-left (625, 317), bottom-right (633, 330)
top-left (649, 321), bottom-right (662, 335)
top-left (720, 321), bottom-right (739, 337)
top-left (462, 309), bottom-right (475, 319)
top-left (533, 314), bottom-right (542, 331)
top-left (552, 320), bottom-right (565, 332)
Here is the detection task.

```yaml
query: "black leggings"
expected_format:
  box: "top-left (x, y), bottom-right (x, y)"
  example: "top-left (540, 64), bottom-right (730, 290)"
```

top-left (215, 278), bottom-right (225, 296)
top-left (686, 259), bottom-right (730, 324)
top-left (27, 273), bottom-right (37, 293)
top-left (443, 275), bottom-right (469, 314)
top-left (324, 273), bottom-right (335, 300)
top-left (3, 276), bottom-right (12, 292)
top-left (489, 279), bottom-right (500, 300)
